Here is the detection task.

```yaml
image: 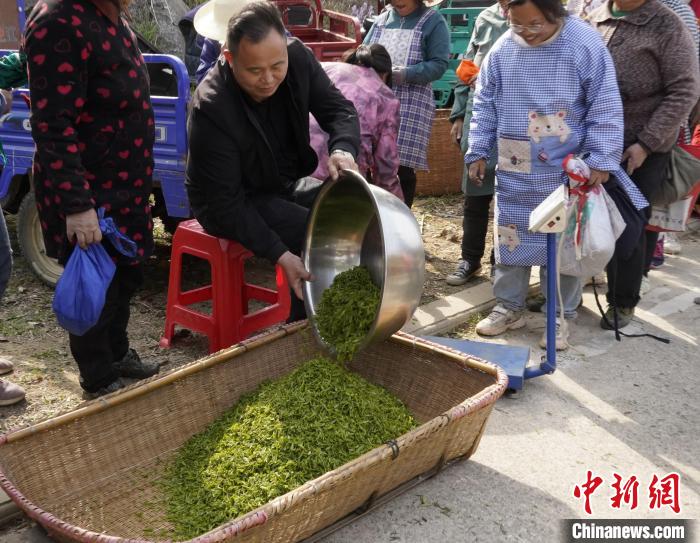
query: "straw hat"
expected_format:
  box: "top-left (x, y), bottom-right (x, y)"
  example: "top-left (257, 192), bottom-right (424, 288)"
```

top-left (193, 0), bottom-right (255, 43)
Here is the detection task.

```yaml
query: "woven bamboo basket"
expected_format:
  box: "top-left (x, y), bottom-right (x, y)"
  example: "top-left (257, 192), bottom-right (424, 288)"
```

top-left (0, 322), bottom-right (507, 543)
top-left (416, 109), bottom-right (464, 196)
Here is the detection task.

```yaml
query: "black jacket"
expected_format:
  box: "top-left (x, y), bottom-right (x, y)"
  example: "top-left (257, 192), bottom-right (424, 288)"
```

top-left (186, 39), bottom-right (360, 262)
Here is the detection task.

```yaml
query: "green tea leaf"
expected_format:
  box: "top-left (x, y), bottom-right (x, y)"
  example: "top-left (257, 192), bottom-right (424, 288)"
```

top-left (314, 266), bottom-right (380, 361)
top-left (159, 357), bottom-right (416, 539)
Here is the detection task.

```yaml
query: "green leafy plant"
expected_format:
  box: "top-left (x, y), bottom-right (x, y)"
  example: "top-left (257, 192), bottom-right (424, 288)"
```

top-left (159, 357), bottom-right (416, 539)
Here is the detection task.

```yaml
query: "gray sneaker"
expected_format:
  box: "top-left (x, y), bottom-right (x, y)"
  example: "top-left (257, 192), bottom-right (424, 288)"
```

top-left (0, 357), bottom-right (14, 376)
top-left (114, 349), bottom-right (160, 380)
top-left (600, 306), bottom-right (635, 330)
top-left (82, 378), bottom-right (126, 401)
top-left (446, 260), bottom-right (482, 286)
top-left (0, 379), bottom-right (25, 406)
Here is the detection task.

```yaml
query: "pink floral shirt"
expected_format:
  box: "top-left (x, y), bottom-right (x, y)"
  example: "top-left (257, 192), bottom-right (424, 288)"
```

top-left (310, 63), bottom-right (403, 200)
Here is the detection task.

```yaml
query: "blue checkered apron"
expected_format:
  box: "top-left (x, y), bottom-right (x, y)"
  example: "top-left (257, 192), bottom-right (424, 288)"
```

top-left (465, 18), bottom-right (647, 266)
top-left (368, 9), bottom-right (436, 170)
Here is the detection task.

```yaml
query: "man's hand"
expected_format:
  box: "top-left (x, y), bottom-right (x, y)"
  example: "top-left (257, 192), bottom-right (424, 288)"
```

top-left (587, 168), bottom-right (609, 187)
top-left (467, 74), bottom-right (478, 89)
top-left (0, 89), bottom-right (12, 115)
top-left (66, 208), bottom-right (102, 249)
top-left (450, 118), bottom-right (464, 147)
top-left (622, 143), bottom-right (649, 176)
top-left (468, 159), bottom-right (487, 187)
top-left (277, 251), bottom-right (312, 300)
top-left (327, 150), bottom-right (358, 181)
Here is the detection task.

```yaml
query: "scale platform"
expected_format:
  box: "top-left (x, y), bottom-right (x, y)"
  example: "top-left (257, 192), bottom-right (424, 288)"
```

top-left (422, 233), bottom-right (562, 391)
top-left (423, 336), bottom-right (530, 391)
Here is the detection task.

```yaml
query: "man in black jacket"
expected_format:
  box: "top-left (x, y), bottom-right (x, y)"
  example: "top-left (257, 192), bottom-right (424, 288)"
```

top-left (186, 1), bottom-right (360, 321)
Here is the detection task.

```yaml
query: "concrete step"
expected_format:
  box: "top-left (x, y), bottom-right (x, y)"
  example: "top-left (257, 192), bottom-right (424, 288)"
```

top-left (0, 487), bottom-right (20, 525)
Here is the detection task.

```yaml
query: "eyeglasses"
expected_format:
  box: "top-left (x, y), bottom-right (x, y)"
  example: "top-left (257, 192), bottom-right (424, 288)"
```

top-left (509, 22), bottom-right (545, 33)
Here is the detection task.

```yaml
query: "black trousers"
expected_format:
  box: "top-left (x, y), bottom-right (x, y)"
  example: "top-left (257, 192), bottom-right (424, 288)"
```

top-left (251, 179), bottom-right (322, 322)
top-left (398, 165), bottom-right (417, 208)
top-left (69, 263), bottom-right (144, 392)
top-left (606, 152), bottom-right (670, 309)
top-left (461, 193), bottom-right (494, 265)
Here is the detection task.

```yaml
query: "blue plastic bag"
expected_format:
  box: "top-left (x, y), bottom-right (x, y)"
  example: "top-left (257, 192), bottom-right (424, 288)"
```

top-left (97, 208), bottom-right (138, 258)
top-left (52, 208), bottom-right (138, 336)
top-left (52, 243), bottom-right (116, 336)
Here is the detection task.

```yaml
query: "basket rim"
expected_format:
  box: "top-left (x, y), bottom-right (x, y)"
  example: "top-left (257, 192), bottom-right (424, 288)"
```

top-left (0, 323), bottom-right (508, 543)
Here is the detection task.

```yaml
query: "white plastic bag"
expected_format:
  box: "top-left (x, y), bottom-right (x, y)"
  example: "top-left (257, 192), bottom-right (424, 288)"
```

top-left (648, 197), bottom-right (693, 232)
top-left (559, 186), bottom-right (626, 277)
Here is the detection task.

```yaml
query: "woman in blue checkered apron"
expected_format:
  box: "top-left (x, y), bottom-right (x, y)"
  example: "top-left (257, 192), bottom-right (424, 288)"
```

top-left (464, 0), bottom-right (647, 349)
top-left (364, 0), bottom-right (450, 207)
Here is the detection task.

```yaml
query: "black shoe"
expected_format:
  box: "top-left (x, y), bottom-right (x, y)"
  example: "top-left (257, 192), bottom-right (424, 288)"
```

top-left (82, 378), bottom-right (126, 400)
top-left (527, 293), bottom-right (546, 313)
top-left (446, 260), bottom-right (482, 286)
top-left (528, 294), bottom-right (583, 313)
top-left (114, 349), bottom-right (160, 380)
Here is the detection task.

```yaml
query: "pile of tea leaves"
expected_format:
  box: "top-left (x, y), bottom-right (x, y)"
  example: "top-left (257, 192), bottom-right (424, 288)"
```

top-left (159, 356), bottom-right (416, 539)
top-left (315, 265), bottom-right (381, 361)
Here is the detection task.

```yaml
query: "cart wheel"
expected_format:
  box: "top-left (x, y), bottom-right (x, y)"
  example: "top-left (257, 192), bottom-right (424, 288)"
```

top-left (17, 192), bottom-right (63, 287)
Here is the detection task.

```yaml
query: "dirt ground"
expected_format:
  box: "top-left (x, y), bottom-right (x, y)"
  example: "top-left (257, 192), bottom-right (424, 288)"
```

top-left (0, 195), bottom-right (494, 433)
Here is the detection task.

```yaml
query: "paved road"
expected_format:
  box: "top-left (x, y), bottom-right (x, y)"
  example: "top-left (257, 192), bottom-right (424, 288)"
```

top-left (2, 235), bottom-right (699, 543)
top-left (324, 235), bottom-right (700, 542)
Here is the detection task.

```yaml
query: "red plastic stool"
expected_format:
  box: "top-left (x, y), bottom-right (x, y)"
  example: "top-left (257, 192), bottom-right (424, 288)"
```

top-left (159, 219), bottom-right (291, 353)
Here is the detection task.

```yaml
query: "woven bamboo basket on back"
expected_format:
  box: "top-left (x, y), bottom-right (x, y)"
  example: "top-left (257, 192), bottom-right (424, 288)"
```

top-left (0, 322), bottom-right (507, 543)
top-left (416, 109), bottom-right (464, 196)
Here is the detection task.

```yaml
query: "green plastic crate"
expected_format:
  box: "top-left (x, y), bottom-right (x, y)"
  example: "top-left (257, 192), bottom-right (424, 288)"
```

top-left (432, 5), bottom-right (485, 107)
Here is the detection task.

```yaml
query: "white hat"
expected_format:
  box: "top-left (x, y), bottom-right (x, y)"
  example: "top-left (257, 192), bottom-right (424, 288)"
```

top-left (194, 0), bottom-right (255, 43)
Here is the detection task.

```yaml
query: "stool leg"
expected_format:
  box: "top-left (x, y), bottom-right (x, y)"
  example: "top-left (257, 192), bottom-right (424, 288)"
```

top-left (212, 245), bottom-right (245, 351)
top-left (160, 241), bottom-right (184, 349)
top-left (241, 256), bottom-right (249, 317)
top-left (238, 263), bottom-right (293, 339)
top-left (276, 264), bottom-right (291, 315)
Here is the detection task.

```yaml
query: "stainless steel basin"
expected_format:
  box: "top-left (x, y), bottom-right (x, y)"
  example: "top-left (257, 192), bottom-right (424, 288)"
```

top-left (303, 170), bottom-right (425, 354)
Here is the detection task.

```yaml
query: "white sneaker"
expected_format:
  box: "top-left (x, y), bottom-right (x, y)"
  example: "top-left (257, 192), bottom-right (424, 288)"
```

top-left (639, 275), bottom-right (651, 296)
top-left (663, 233), bottom-right (681, 255)
top-left (476, 305), bottom-right (526, 336)
top-left (539, 318), bottom-right (570, 350)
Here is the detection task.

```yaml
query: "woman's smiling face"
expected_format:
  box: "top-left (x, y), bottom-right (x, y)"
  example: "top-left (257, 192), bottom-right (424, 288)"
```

top-left (508, 0), bottom-right (560, 46)
top-left (391, 0), bottom-right (421, 17)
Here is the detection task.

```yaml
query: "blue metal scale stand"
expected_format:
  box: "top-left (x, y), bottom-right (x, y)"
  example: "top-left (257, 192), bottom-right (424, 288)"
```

top-left (425, 232), bottom-right (559, 392)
